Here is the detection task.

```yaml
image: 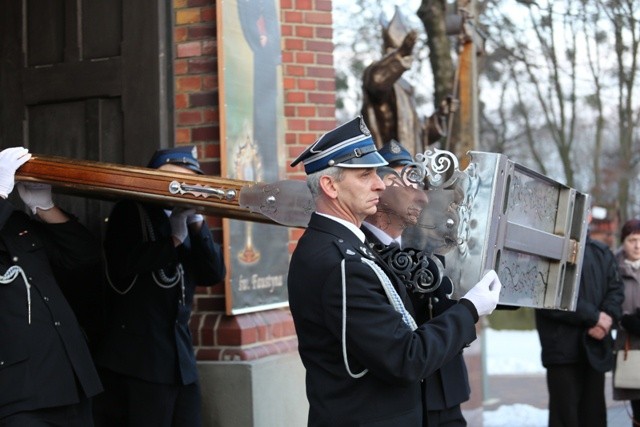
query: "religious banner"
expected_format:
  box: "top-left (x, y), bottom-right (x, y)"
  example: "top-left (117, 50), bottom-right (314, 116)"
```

top-left (218, 0), bottom-right (289, 314)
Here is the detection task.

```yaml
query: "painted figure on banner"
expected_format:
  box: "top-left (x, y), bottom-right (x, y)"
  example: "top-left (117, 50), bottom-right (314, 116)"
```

top-left (237, 0), bottom-right (282, 180)
top-left (361, 6), bottom-right (448, 155)
top-left (224, 0), bottom-right (290, 314)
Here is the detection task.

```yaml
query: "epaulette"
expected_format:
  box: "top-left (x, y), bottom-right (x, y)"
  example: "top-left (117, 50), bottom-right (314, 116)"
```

top-left (333, 238), bottom-right (376, 261)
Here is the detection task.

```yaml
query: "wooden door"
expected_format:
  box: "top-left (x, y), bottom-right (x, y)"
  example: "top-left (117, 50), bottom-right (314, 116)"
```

top-left (0, 0), bottom-right (174, 236)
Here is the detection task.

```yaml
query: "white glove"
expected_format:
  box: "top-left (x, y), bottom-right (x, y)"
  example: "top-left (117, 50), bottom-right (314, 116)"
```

top-left (17, 182), bottom-right (54, 214)
top-left (0, 147), bottom-right (31, 198)
top-left (462, 270), bottom-right (502, 317)
top-left (187, 213), bottom-right (205, 224)
top-left (169, 207), bottom-right (196, 243)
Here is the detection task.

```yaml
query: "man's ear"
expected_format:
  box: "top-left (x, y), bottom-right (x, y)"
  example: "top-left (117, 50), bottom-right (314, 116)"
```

top-left (319, 175), bottom-right (338, 199)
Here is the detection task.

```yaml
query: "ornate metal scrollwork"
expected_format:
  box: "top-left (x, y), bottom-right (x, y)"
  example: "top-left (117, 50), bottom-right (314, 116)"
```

top-left (370, 243), bottom-right (444, 294)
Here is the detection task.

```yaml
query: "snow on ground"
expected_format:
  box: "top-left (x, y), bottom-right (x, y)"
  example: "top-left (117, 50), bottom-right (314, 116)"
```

top-left (483, 328), bottom-right (548, 427)
top-left (485, 328), bottom-right (545, 375)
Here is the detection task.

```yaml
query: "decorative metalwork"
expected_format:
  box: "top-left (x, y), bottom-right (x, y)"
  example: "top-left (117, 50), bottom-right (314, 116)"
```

top-left (411, 148), bottom-right (462, 189)
top-left (370, 243), bottom-right (444, 294)
top-left (168, 181), bottom-right (236, 200)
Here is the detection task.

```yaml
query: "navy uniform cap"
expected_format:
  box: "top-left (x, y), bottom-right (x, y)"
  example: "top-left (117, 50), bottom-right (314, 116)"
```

top-left (377, 140), bottom-right (413, 167)
top-left (290, 116), bottom-right (388, 174)
top-left (147, 145), bottom-right (203, 174)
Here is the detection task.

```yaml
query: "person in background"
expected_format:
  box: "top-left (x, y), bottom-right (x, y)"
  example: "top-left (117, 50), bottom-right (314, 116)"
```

top-left (535, 214), bottom-right (624, 427)
top-left (93, 146), bottom-right (226, 427)
top-left (612, 218), bottom-right (640, 424)
top-left (362, 139), bottom-right (471, 426)
top-left (287, 117), bottom-right (502, 426)
top-left (0, 147), bottom-right (103, 426)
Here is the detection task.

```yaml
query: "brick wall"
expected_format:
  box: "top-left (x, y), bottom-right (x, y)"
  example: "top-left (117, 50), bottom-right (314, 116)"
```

top-left (172, 0), bottom-right (335, 361)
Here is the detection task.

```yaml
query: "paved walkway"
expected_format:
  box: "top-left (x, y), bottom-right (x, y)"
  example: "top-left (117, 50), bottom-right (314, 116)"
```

top-left (485, 373), bottom-right (631, 426)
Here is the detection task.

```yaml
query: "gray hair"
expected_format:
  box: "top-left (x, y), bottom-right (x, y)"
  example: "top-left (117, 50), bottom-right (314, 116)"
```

top-left (306, 166), bottom-right (344, 199)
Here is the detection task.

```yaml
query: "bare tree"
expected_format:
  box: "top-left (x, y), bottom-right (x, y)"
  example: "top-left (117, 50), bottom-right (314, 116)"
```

top-left (602, 0), bottom-right (640, 223)
top-left (480, 0), bottom-right (640, 222)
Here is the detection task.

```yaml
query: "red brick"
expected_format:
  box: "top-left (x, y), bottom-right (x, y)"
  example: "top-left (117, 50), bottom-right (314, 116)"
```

top-left (297, 105), bottom-right (316, 117)
top-left (280, 0), bottom-right (293, 8)
top-left (202, 107), bottom-right (218, 123)
top-left (308, 92), bottom-right (335, 105)
top-left (305, 11), bottom-right (332, 25)
top-left (317, 52), bottom-right (333, 65)
top-left (187, 0), bottom-right (211, 7)
top-left (202, 39), bottom-right (216, 55)
top-left (309, 118), bottom-right (335, 130)
top-left (177, 110), bottom-right (202, 125)
top-left (282, 76), bottom-right (296, 89)
top-left (188, 57), bottom-right (216, 74)
top-left (307, 66), bottom-right (335, 79)
top-left (287, 118), bottom-right (306, 131)
top-left (175, 93), bottom-right (189, 109)
top-left (300, 132), bottom-right (321, 143)
top-left (174, 60), bottom-right (188, 75)
top-left (316, 0), bottom-right (332, 12)
top-left (295, 25), bottom-right (313, 38)
top-left (316, 26), bottom-right (333, 39)
top-left (281, 24), bottom-right (293, 37)
top-left (318, 79), bottom-right (335, 91)
top-left (284, 10), bottom-right (303, 23)
top-left (176, 75), bottom-right (202, 92)
top-left (202, 75), bottom-right (217, 90)
top-left (285, 64), bottom-right (305, 76)
top-left (306, 40), bottom-right (334, 53)
top-left (297, 78), bottom-right (316, 90)
top-left (176, 128), bottom-right (191, 143)
top-left (190, 92), bottom-right (217, 107)
top-left (201, 6), bottom-right (215, 22)
top-left (281, 51), bottom-right (293, 63)
top-left (177, 41), bottom-right (202, 58)
top-left (295, 0), bottom-right (313, 10)
top-left (175, 27), bottom-right (188, 42)
top-left (188, 25), bottom-right (215, 40)
top-left (284, 38), bottom-right (304, 51)
top-left (295, 52), bottom-right (315, 64)
top-left (285, 132), bottom-right (297, 144)
top-left (176, 9), bottom-right (201, 25)
top-left (192, 125), bottom-right (219, 141)
top-left (285, 91), bottom-right (305, 103)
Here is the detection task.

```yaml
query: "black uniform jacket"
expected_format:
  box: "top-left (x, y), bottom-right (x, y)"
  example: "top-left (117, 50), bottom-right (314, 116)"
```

top-left (535, 237), bottom-right (624, 372)
top-left (0, 199), bottom-right (102, 418)
top-left (361, 226), bottom-right (471, 412)
top-left (288, 213), bottom-right (477, 427)
top-left (95, 200), bottom-right (225, 385)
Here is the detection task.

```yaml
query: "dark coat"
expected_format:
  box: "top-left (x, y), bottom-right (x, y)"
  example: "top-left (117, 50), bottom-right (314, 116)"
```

top-left (0, 200), bottom-right (102, 418)
top-left (288, 213), bottom-right (477, 427)
top-left (361, 226), bottom-right (471, 411)
top-left (535, 237), bottom-right (624, 372)
top-left (95, 200), bottom-right (225, 385)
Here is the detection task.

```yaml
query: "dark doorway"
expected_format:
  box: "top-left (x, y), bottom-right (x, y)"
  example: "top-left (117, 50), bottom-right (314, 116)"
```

top-left (0, 0), bottom-right (174, 236)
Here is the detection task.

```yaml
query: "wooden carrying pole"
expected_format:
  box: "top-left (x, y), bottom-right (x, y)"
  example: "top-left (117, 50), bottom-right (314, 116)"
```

top-left (15, 155), bottom-right (275, 224)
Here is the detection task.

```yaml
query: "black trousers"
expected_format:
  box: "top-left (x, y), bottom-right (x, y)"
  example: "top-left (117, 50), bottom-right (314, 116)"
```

top-left (93, 368), bottom-right (202, 427)
top-left (425, 405), bottom-right (466, 427)
top-left (0, 397), bottom-right (93, 427)
top-left (546, 362), bottom-right (606, 427)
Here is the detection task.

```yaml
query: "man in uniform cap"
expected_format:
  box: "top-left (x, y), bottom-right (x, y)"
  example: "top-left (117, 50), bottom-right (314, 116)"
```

top-left (93, 145), bottom-right (226, 426)
top-left (287, 117), bottom-right (502, 426)
top-left (362, 139), bottom-right (472, 426)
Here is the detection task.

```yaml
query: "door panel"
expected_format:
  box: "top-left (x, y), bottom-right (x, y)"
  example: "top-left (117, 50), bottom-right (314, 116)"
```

top-left (1, 0), bottom-right (173, 236)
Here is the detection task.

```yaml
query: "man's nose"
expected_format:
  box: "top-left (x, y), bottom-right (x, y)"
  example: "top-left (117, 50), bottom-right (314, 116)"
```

top-left (373, 173), bottom-right (386, 191)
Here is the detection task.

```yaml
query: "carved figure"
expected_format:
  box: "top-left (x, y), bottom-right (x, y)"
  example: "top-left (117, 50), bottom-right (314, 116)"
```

top-left (361, 6), bottom-right (446, 154)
